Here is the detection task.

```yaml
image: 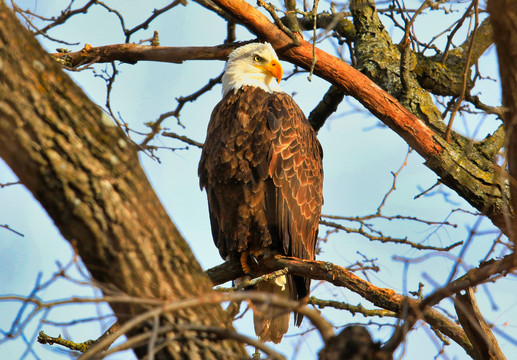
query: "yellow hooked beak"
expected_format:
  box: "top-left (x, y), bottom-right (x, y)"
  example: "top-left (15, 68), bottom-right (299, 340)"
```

top-left (259, 59), bottom-right (283, 83)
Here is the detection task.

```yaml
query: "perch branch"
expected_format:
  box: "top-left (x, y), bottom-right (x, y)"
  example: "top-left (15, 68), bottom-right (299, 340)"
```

top-left (205, 254), bottom-right (517, 358)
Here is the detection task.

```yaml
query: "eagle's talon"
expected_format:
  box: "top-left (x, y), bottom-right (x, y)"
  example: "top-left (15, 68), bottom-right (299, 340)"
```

top-left (250, 254), bottom-right (260, 265)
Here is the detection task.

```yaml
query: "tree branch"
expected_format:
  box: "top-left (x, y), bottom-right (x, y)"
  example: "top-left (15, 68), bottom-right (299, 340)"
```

top-left (454, 288), bottom-right (507, 360)
top-left (79, 291), bottom-right (335, 359)
top-left (308, 85), bottom-right (346, 132)
top-left (52, 43), bottom-right (235, 68)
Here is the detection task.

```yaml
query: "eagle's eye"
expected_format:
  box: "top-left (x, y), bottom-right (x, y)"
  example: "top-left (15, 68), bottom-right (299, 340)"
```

top-left (253, 55), bottom-right (263, 62)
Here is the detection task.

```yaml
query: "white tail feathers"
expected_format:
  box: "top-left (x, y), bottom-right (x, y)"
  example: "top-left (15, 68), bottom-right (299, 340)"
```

top-left (253, 275), bottom-right (290, 344)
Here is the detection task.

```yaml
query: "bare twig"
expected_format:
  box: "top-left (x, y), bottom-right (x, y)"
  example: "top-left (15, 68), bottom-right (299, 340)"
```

top-left (307, 0), bottom-right (319, 81)
top-left (320, 219), bottom-right (462, 251)
top-left (140, 72), bottom-right (223, 147)
top-left (123, 0), bottom-right (187, 43)
top-left (445, 0), bottom-right (479, 141)
top-left (309, 297), bottom-right (396, 318)
top-left (0, 224), bottom-right (24, 237)
top-left (257, 0), bottom-right (300, 46)
top-left (162, 132), bottom-right (204, 148)
top-left (0, 180), bottom-right (21, 188)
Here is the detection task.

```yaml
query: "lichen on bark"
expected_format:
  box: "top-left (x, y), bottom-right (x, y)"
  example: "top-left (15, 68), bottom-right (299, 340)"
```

top-left (349, 0), bottom-right (510, 231)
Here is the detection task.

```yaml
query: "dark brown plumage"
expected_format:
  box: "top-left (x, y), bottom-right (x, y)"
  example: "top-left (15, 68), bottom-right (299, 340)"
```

top-left (199, 84), bottom-right (323, 341)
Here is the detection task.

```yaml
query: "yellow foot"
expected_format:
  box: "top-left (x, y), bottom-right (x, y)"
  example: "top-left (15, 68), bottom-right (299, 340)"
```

top-left (240, 251), bottom-right (251, 274)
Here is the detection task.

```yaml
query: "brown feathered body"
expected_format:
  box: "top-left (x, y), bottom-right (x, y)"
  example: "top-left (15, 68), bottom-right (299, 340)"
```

top-left (199, 85), bottom-right (323, 343)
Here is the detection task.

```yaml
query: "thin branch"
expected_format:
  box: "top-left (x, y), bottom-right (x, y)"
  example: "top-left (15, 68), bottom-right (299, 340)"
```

top-left (445, 0), bottom-right (479, 141)
top-left (38, 330), bottom-right (96, 353)
top-left (441, 2), bottom-right (475, 65)
top-left (420, 254), bottom-right (516, 310)
top-left (17, 0), bottom-right (97, 36)
top-left (307, 0), bottom-right (319, 81)
top-left (377, 148), bottom-right (411, 214)
top-left (257, 0), bottom-right (300, 46)
top-left (454, 288), bottom-right (507, 360)
top-left (215, 267), bottom-right (289, 292)
top-left (309, 297), bottom-right (397, 318)
top-left (320, 219), bottom-right (462, 251)
top-left (0, 224), bottom-right (24, 237)
top-left (162, 132), bottom-right (204, 148)
top-left (139, 72), bottom-right (223, 147)
top-left (123, 0), bottom-right (187, 43)
top-left (0, 180), bottom-right (21, 188)
top-left (210, 255), bottom-right (473, 353)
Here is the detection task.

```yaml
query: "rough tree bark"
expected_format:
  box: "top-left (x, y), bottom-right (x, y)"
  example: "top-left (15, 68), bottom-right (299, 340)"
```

top-left (0, 4), bottom-right (246, 359)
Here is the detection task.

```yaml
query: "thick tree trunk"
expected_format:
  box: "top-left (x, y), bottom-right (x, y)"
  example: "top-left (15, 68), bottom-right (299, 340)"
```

top-left (0, 4), bottom-right (246, 359)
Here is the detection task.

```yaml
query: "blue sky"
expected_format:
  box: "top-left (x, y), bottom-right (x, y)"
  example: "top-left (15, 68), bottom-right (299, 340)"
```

top-left (1, 1), bottom-right (515, 359)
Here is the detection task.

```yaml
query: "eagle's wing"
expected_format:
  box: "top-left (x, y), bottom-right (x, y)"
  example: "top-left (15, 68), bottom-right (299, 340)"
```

top-left (199, 88), bottom-right (274, 259)
top-left (265, 92), bottom-right (324, 305)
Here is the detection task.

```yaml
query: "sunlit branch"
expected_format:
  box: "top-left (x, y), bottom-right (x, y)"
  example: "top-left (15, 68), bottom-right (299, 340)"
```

top-left (38, 330), bottom-right (97, 353)
top-left (454, 288), bottom-right (506, 359)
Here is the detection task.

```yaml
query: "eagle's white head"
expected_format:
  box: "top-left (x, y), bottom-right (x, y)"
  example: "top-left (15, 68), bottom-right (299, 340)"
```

top-left (222, 42), bottom-right (283, 96)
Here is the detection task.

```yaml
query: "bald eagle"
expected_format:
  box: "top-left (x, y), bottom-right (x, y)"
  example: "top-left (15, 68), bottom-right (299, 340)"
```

top-left (199, 42), bottom-right (323, 343)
